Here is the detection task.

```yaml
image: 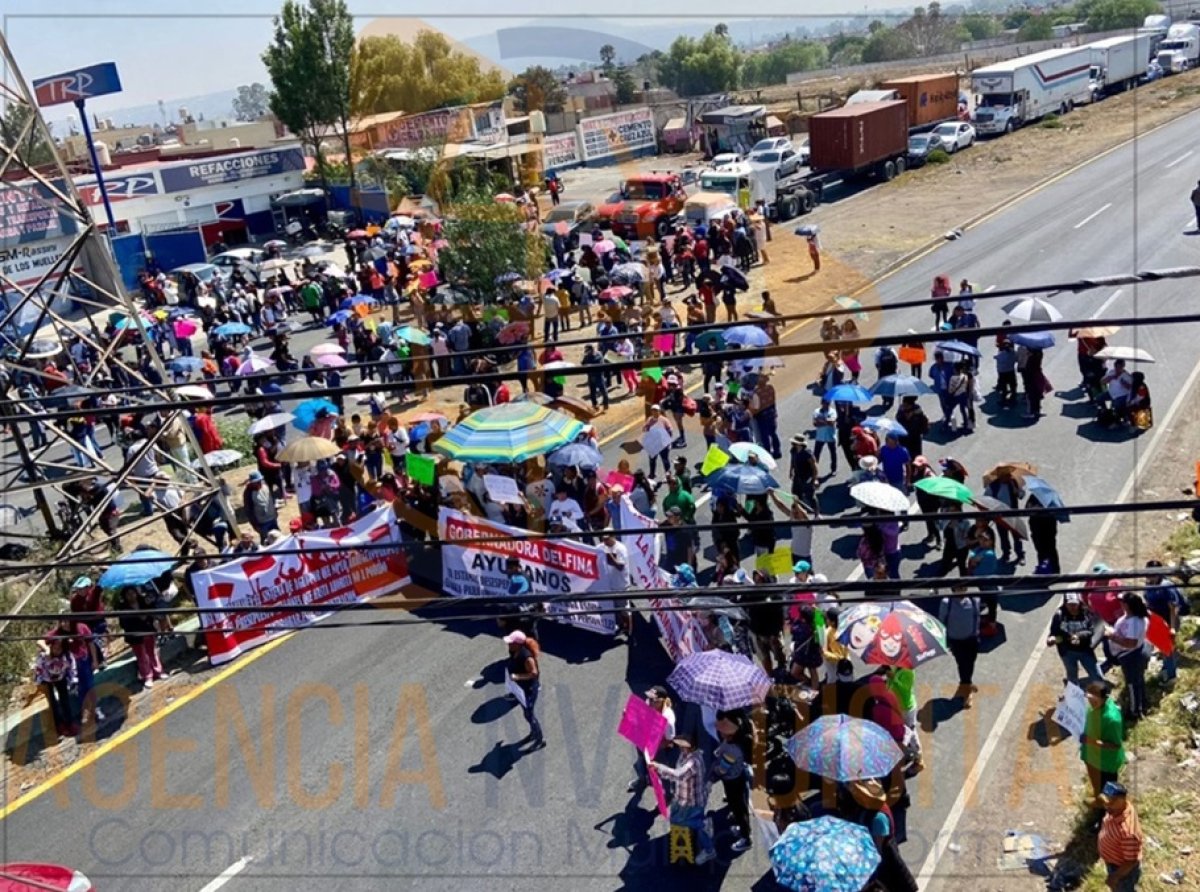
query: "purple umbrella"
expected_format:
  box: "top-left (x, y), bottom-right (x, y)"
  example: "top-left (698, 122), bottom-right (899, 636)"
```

top-left (667, 651), bottom-right (771, 710)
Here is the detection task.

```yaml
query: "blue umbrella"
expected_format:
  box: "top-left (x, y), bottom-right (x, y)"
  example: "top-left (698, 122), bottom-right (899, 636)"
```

top-left (937, 339), bottom-right (981, 357)
top-left (694, 331), bottom-right (726, 351)
top-left (705, 463), bottom-right (779, 495)
top-left (1024, 475), bottom-right (1065, 509)
top-left (341, 294), bottom-right (377, 310)
top-left (167, 356), bottom-right (205, 373)
top-left (723, 325), bottom-right (771, 348)
top-left (326, 310), bottom-right (353, 326)
top-left (769, 816), bottom-right (880, 892)
top-left (293, 398), bottom-right (340, 432)
top-left (547, 441), bottom-right (604, 468)
top-left (824, 383), bottom-right (873, 404)
top-left (1010, 331), bottom-right (1056, 349)
top-left (871, 374), bottom-right (933, 398)
top-left (212, 322), bottom-right (252, 337)
top-left (495, 271), bottom-right (523, 284)
top-left (785, 714), bottom-right (905, 781)
top-left (99, 548), bottom-right (178, 589)
top-left (543, 268), bottom-right (567, 281)
top-left (863, 416), bottom-right (908, 438)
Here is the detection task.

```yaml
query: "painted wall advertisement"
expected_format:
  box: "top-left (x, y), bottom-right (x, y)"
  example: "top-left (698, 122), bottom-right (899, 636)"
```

top-left (438, 507), bottom-right (616, 635)
top-left (0, 235), bottom-right (84, 289)
top-left (0, 182), bottom-right (72, 245)
top-left (380, 103), bottom-right (505, 150)
top-left (578, 107), bottom-right (656, 162)
top-left (194, 507), bottom-right (410, 665)
top-left (159, 146), bottom-right (307, 194)
top-left (542, 131), bottom-right (581, 170)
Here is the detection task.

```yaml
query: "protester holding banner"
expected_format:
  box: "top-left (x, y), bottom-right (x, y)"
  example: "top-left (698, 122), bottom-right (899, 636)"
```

top-left (627, 685), bottom-right (676, 799)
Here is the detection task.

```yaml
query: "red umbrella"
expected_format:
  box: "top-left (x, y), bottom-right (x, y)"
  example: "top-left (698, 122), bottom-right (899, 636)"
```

top-left (599, 285), bottom-right (634, 301)
top-left (0, 863), bottom-right (94, 891)
top-left (497, 321), bottom-right (531, 345)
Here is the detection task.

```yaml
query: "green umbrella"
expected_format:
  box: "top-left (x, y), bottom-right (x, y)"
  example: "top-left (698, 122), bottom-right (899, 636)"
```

top-left (395, 325), bottom-right (431, 346)
top-left (641, 367), bottom-right (663, 382)
top-left (914, 477), bottom-right (973, 503)
top-left (610, 235), bottom-right (629, 251)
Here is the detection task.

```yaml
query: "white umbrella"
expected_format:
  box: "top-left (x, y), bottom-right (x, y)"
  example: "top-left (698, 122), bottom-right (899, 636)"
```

top-left (259, 258), bottom-right (290, 272)
top-left (193, 449), bottom-right (242, 469)
top-left (542, 361), bottom-right (574, 371)
top-left (176, 384), bottom-right (214, 400)
top-left (237, 354), bottom-right (275, 375)
top-left (1095, 345), bottom-right (1155, 363)
top-left (850, 481), bottom-right (910, 513)
top-left (310, 343), bottom-right (345, 356)
top-left (248, 412), bottom-right (295, 436)
top-left (728, 442), bottom-right (778, 470)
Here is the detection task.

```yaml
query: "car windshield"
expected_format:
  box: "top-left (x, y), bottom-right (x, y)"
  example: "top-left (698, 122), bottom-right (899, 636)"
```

top-left (933, 125), bottom-right (955, 135)
top-left (604, 192), bottom-right (623, 204)
top-left (909, 136), bottom-right (931, 149)
top-left (623, 182), bottom-right (667, 200)
top-left (751, 152), bottom-right (780, 163)
top-left (750, 139), bottom-right (778, 153)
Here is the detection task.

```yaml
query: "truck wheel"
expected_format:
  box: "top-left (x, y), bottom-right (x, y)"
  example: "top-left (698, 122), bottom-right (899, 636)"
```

top-left (783, 196), bottom-right (798, 219)
top-left (883, 160), bottom-right (897, 181)
top-left (1059, 102), bottom-right (1069, 115)
top-left (655, 218), bottom-right (669, 238)
top-left (1004, 120), bottom-right (1015, 134)
top-left (803, 192), bottom-right (816, 213)
top-left (895, 156), bottom-right (907, 176)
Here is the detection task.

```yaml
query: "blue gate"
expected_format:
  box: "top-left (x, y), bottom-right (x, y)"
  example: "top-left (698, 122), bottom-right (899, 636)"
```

top-left (144, 227), bottom-right (207, 272)
top-left (109, 232), bottom-right (147, 293)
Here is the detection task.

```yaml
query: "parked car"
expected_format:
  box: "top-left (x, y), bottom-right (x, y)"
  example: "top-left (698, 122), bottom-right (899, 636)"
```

top-left (930, 121), bottom-right (976, 153)
top-left (748, 144), bottom-right (803, 179)
top-left (907, 133), bottom-right (940, 167)
top-left (540, 200), bottom-right (596, 247)
top-left (710, 152), bottom-right (742, 168)
top-left (210, 247), bottom-right (264, 280)
top-left (750, 136), bottom-right (792, 154)
top-left (796, 137), bottom-right (810, 165)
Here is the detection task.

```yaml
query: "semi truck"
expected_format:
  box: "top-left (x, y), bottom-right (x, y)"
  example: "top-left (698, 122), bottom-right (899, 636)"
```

top-left (879, 73), bottom-right (960, 129)
top-left (806, 100), bottom-right (910, 181)
top-left (971, 46), bottom-right (1093, 135)
top-left (1088, 33), bottom-right (1154, 98)
top-left (695, 162), bottom-right (820, 219)
top-left (1157, 22), bottom-right (1200, 74)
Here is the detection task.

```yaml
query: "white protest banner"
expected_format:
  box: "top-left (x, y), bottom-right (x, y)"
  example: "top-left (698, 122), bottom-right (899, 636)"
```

top-left (641, 423), bottom-right (672, 460)
top-left (194, 507), bottom-right (409, 665)
top-left (483, 473), bottom-right (523, 505)
top-left (438, 507), bottom-right (616, 634)
top-left (1052, 682), bottom-right (1088, 739)
top-left (617, 498), bottom-right (708, 661)
top-left (505, 671), bottom-right (527, 708)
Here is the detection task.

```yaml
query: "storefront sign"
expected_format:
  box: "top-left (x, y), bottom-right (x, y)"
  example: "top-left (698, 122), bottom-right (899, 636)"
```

top-left (578, 107), bottom-right (655, 162)
top-left (194, 507), bottom-right (410, 665)
top-left (0, 235), bottom-right (84, 289)
top-left (542, 131), bottom-right (581, 170)
top-left (438, 507), bottom-right (615, 634)
top-left (159, 146), bottom-right (306, 193)
top-left (33, 61), bottom-right (122, 107)
top-left (77, 172), bottom-right (160, 207)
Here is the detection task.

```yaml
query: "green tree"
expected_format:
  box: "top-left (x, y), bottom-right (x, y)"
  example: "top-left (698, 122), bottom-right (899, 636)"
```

top-left (861, 26), bottom-right (918, 63)
top-left (438, 187), bottom-right (544, 302)
top-left (232, 83), bottom-right (270, 121)
top-left (1017, 14), bottom-right (1054, 40)
top-left (612, 66), bottom-right (637, 104)
top-left (743, 40), bottom-right (829, 87)
top-left (1076, 0), bottom-right (1161, 31)
top-left (351, 31), bottom-right (506, 116)
top-left (658, 28), bottom-right (742, 96)
top-left (828, 33), bottom-right (867, 66)
top-left (599, 43), bottom-right (616, 74)
top-left (0, 103), bottom-right (55, 168)
top-left (507, 66), bottom-right (566, 113)
top-left (960, 13), bottom-right (1001, 40)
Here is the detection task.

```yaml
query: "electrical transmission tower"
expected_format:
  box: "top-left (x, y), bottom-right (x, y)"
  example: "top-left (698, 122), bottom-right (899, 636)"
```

top-left (0, 35), bottom-right (235, 620)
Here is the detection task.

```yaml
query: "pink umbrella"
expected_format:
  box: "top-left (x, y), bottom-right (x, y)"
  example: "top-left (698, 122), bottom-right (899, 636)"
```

top-left (310, 343), bottom-right (345, 356)
top-left (237, 354), bottom-right (274, 375)
top-left (593, 239), bottom-right (616, 254)
top-left (599, 285), bottom-right (633, 301)
top-left (173, 319), bottom-right (197, 338)
top-left (314, 353), bottom-right (348, 368)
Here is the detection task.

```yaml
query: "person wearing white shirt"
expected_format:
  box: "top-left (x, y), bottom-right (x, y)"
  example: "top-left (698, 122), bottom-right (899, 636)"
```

top-left (1103, 360), bottom-right (1133, 412)
top-left (1105, 592), bottom-right (1150, 718)
top-left (541, 291), bottom-right (561, 342)
top-left (627, 685), bottom-right (677, 798)
top-left (547, 489), bottom-right (585, 529)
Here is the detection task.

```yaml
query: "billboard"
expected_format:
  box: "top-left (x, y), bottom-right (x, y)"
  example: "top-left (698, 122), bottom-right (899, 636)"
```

top-left (32, 62), bottom-right (122, 107)
top-left (377, 102), bottom-right (505, 150)
top-left (542, 131), bottom-right (581, 170)
top-left (0, 182), bottom-right (73, 246)
top-left (578, 107), bottom-right (656, 162)
top-left (159, 146), bottom-right (306, 194)
top-left (76, 171), bottom-right (160, 207)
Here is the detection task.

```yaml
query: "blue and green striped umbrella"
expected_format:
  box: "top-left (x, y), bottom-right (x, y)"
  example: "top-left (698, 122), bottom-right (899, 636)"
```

top-left (433, 403), bottom-right (585, 463)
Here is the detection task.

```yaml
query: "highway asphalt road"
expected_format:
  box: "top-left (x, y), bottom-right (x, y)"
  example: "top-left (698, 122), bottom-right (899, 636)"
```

top-left (4, 108), bottom-right (1200, 891)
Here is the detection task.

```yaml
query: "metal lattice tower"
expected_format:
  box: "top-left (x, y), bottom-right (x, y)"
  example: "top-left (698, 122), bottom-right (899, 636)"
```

top-left (0, 34), bottom-right (234, 620)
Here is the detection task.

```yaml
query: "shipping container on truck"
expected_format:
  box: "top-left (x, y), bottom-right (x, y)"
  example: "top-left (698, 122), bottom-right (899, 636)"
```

top-left (971, 45), bottom-right (1093, 136)
top-left (1087, 33), bottom-right (1153, 98)
top-left (806, 100), bottom-right (910, 182)
top-left (879, 73), bottom-right (960, 128)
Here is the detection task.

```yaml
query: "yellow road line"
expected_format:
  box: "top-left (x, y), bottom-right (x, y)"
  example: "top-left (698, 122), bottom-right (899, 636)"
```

top-left (0, 632), bottom-right (293, 821)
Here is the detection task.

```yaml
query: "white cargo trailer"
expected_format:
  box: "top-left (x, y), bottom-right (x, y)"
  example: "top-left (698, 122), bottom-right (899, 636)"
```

top-left (971, 46), bottom-right (1093, 135)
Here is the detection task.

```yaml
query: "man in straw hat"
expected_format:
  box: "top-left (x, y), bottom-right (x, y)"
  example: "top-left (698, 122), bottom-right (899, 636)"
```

top-left (650, 731), bottom-right (717, 864)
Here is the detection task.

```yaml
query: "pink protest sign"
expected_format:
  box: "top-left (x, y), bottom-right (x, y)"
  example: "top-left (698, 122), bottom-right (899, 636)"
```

top-left (605, 470), bottom-right (634, 493)
top-left (648, 765), bottom-right (670, 820)
top-left (617, 693), bottom-right (668, 753)
top-left (653, 333), bottom-right (675, 354)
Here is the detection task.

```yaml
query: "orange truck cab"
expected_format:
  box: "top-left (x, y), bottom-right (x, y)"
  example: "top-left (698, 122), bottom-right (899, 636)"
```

top-left (610, 172), bottom-right (688, 240)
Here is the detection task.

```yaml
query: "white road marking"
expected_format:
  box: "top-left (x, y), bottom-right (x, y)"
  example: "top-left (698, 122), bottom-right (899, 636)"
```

top-left (1072, 202), bottom-right (1112, 229)
top-left (1090, 288), bottom-right (1123, 320)
top-left (1166, 149), bottom-right (1194, 168)
top-left (916, 347), bottom-right (1200, 888)
top-left (198, 857), bottom-right (253, 892)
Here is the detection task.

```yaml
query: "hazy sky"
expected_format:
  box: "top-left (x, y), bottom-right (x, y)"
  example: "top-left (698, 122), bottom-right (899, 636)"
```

top-left (3, 0), bottom-right (901, 112)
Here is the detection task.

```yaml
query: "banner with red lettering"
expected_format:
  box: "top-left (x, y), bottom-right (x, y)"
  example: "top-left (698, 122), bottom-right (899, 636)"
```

top-left (194, 507), bottom-right (410, 665)
top-left (438, 506), bottom-right (616, 634)
top-left (617, 498), bottom-right (708, 661)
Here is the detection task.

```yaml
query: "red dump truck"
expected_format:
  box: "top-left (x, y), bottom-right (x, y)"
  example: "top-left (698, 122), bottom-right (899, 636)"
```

top-left (806, 100), bottom-right (910, 181)
top-left (878, 72), bottom-right (960, 128)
